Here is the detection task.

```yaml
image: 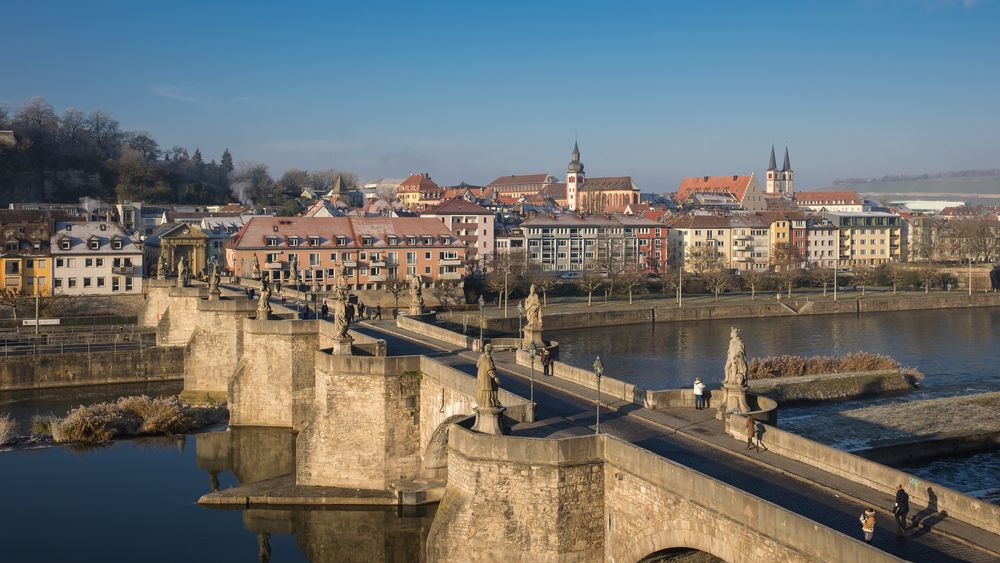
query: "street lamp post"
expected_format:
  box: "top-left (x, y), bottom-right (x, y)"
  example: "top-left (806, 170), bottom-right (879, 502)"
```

top-left (593, 355), bottom-right (604, 434)
top-left (677, 241), bottom-right (684, 307)
top-left (833, 258), bottom-right (838, 301)
top-left (528, 341), bottom-right (537, 408)
top-left (968, 256), bottom-right (973, 296)
top-left (517, 301), bottom-right (524, 349)
top-left (478, 295), bottom-right (485, 346)
top-left (503, 269), bottom-right (509, 318)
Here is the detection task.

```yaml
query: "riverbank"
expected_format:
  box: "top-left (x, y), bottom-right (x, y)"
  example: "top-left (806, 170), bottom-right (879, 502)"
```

top-left (449, 290), bottom-right (1000, 334)
top-left (749, 370), bottom-right (920, 404)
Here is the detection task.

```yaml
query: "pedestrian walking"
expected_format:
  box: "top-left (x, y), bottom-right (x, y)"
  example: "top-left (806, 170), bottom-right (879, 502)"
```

top-left (346, 302), bottom-right (355, 323)
top-left (275, 280), bottom-right (282, 295)
top-left (754, 420), bottom-right (766, 451)
top-left (303, 304), bottom-right (311, 320)
top-left (540, 346), bottom-right (552, 376)
top-left (860, 508), bottom-right (876, 542)
top-left (746, 415), bottom-right (756, 450)
top-left (321, 300), bottom-right (329, 321)
top-left (893, 485), bottom-right (909, 535)
top-left (693, 378), bottom-right (706, 409)
top-left (374, 305), bottom-right (382, 320)
top-left (359, 301), bottom-right (367, 319)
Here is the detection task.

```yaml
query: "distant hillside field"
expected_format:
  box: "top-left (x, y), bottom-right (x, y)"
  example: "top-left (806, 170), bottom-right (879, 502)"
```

top-left (822, 172), bottom-right (1000, 197)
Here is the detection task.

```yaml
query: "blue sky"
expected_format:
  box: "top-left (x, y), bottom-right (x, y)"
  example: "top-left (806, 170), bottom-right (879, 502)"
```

top-left (3, 0), bottom-right (998, 192)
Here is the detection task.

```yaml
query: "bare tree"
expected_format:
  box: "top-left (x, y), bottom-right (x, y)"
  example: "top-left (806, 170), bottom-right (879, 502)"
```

top-left (659, 266), bottom-right (680, 300)
top-left (881, 263), bottom-right (905, 294)
top-left (809, 266), bottom-right (835, 297)
top-left (703, 268), bottom-right (731, 302)
top-left (384, 274), bottom-right (407, 312)
top-left (774, 268), bottom-right (801, 298)
top-left (917, 263), bottom-right (938, 293)
top-left (741, 268), bottom-right (767, 300)
top-left (0, 288), bottom-right (28, 321)
top-left (619, 269), bottom-right (645, 304)
top-left (686, 245), bottom-right (722, 278)
top-left (577, 271), bottom-right (605, 307)
top-left (523, 266), bottom-right (560, 307)
top-left (850, 264), bottom-right (875, 296)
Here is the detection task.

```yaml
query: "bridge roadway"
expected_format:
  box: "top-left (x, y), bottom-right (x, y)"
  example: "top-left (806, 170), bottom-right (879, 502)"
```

top-left (353, 319), bottom-right (999, 563)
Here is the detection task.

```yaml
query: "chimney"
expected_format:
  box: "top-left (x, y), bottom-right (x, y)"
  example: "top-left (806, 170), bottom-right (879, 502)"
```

top-left (703, 176), bottom-right (709, 182)
top-left (733, 175), bottom-right (738, 181)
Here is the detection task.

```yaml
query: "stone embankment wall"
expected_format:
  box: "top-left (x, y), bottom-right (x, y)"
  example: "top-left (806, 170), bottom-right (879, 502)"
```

top-left (428, 425), bottom-right (901, 563)
top-left (727, 413), bottom-right (1000, 537)
top-left (0, 346), bottom-right (184, 391)
top-left (182, 298), bottom-right (257, 402)
top-left (475, 292), bottom-right (1000, 334)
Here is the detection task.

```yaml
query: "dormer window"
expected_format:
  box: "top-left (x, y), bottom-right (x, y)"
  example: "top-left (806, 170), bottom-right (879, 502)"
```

top-left (387, 236), bottom-right (398, 246)
top-left (59, 239), bottom-right (71, 250)
top-left (5, 241), bottom-right (18, 252)
top-left (89, 239), bottom-right (100, 250)
top-left (407, 237), bottom-right (417, 246)
top-left (336, 236), bottom-right (348, 246)
top-left (361, 236), bottom-right (374, 246)
top-left (308, 236), bottom-right (320, 246)
top-left (266, 236), bottom-right (279, 247)
top-left (423, 237), bottom-right (433, 245)
top-left (288, 237), bottom-right (301, 247)
top-left (112, 239), bottom-right (123, 250)
top-left (272, 225), bottom-right (279, 232)
top-left (99, 224), bottom-right (107, 231)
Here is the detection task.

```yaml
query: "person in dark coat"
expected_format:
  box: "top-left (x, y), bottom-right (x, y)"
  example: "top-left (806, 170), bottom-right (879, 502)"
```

top-left (746, 415), bottom-right (756, 450)
top-left (893, 485), bottom-right (910, 535)
top-left (540, 346), bottom-right (552, 377)
top-left (321, 300), bottom-right (329, 321)
top-left (346, 302), bottom-right (355, 323)
top-left (358, 301), bottom-right (367, 319)
top-left (374, 305), bottom-right (382, 320)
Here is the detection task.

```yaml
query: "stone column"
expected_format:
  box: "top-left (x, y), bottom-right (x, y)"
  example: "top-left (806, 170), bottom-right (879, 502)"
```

top-left (472, 406), bottom-right (507, 435)
top-left (522, 327), bottom-right (544, 350)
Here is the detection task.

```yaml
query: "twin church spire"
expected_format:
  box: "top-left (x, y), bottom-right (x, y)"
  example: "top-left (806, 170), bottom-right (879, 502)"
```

top-left (765, 144), bottom-right (794, 195)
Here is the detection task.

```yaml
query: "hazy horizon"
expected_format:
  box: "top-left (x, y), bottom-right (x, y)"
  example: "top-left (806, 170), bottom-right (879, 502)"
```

top-left (3, 1), bottom-right (998, 193)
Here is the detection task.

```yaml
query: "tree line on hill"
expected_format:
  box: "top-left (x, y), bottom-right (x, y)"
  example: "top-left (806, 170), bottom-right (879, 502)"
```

top-left (833, 169), bottom-right (1000, 186)
top-left (0, 96), bottom-right (358, 212)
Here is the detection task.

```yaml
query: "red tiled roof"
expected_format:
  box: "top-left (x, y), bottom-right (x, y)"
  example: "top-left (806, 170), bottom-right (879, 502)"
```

top-left (580, 176), bottom-right (635, 192)
top-left (792, 191), bottom-right (862, 205)
top-left (398, 173), bottom-right (440, 192)
top-left (676, 175), bottom-right (753, 203)
top-left (230, 216), bottom-right (460, 249)
top-left (538, 182), bottom-right (567, 199)
top-left (425, 198), bottom-right (492, 215)
top-left (486, 173), bottom-right (550, 187)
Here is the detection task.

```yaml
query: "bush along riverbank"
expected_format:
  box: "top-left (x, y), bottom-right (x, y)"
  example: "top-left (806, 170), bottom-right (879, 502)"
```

top-left (0, 395), bottom-right (228, 448)
top-left (747, 352), bottom-right (923, 404)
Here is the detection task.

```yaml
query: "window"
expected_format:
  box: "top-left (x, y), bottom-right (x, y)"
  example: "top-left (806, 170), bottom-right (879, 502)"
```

top-left (68, 278), bottom-right (77, 288)
top-left (266, 237), bottom-right (278, 247)
top-left (54, 278), bottom-right (62, 288)
top-left (112, 277), bottom-right (119, 291)
top-left (309, 236), bottom-right (320, 246)
top-left (288, 237), bottom-right (301, 247)
top-left (112, 240), bottom-right (122, 250)
top-left (95, 258), bottom-right (103, 267)
top-left (125, 278), bottom-right (132, 292)
top-left (309, 253), bottom-right (320, 266)
top-left (60, 240), bottom-right (71, 250)
top-left (424, 252), bottom-right (431, 260)
top-left (83, 277), bottom-right (92, 287)
top-left (89, 240), bottom-right (100, 250)
top-left (424, 266), bottom-right (431, 274)
top-left (97, 277), bottom-right (105, 287)
top-left (406, 252), bottom-right (416, 264)
top-left (86, 258), bottom-right (94, 268)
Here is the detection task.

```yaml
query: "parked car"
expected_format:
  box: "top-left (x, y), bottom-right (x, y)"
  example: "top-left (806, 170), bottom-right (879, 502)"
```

top-left (559, 271), bottom-right (582, 280)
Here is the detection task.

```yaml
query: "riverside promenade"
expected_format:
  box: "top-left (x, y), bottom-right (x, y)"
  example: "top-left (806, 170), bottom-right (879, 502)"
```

top-left (354, 317), bottom-right (1000, 563)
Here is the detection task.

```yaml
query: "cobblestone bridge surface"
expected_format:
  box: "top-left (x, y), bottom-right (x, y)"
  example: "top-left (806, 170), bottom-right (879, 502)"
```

top-left (354, 320), bottom-right (999, 563)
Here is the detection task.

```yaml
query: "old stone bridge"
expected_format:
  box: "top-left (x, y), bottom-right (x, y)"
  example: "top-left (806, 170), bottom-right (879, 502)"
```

top-left (142, 282), bottom-right (1000, 562)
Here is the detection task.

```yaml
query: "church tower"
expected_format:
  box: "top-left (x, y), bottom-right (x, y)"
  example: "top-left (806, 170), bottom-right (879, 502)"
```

top-left (779, 146), bottom-right (794, 195)
top-left (765, 145), bottom-right (779, 194)
top-left (566, 142), bottom-right (585, 212)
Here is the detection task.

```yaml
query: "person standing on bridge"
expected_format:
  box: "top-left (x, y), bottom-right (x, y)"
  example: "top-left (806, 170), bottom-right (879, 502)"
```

top-left (321, 300), bottom-right (329, 321)
top-left (893, 485), bottom-right (909, 536)
top-left (745, 415), bottom-right (756, 450)
top-left (860, 508), bottom-right (877, 543)
top-left (374, 305), bottom-right (382, 320)
top-left (693, 378), bottom-right (705, 409)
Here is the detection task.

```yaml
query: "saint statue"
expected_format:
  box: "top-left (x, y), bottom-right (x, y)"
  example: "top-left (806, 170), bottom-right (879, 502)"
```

top-left (251, 253), bottom-right (261, 279)
top-left (257, 277), bottom-right (272, 319)
top-left (208, 262), bottom-right (221, 294)
top-left (409, 275), bottom-right (424, 308)
top-left (177, 257), bottom-right (188, 288)
top-left (157, 254), bottom-right (166, 280)
top-left (524, 283), bottom-right (543, 330)
top-left (475, 344), bottom-right (501, 408)
top-left (332, 286), bottom-right (350, 339)
top-left (724, 326), bottom-right (749, 387)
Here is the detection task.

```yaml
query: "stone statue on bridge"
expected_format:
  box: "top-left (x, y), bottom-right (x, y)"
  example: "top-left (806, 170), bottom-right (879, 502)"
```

top-left (251, 253), bottom-right (261, 279)
top-left (257, 277), bottom-right (272, 319)
top-left (524, 284), bottom-right (542, 330)
top-left (208, 262), bottom-right (221, 299)
top-left (476, 344), bottom-right (501, 408)
top-left (177, 257), bottom-right (189, 288)
top-left (408, 275), bottom-right (425, 315)
top-left (724, 327), bottom-right (749, 388)
top-left (332, 286), bottom-right (351, 340)
top-left (157, 254), bottom-right (166, 280)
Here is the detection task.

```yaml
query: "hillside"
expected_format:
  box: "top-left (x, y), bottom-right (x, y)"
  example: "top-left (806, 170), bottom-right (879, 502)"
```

top-left (824, 170), bottom-right (1000, 197)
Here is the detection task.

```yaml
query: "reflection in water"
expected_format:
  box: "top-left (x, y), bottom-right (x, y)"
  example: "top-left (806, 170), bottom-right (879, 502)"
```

top-left (195, 426), bottom-right (296, 486)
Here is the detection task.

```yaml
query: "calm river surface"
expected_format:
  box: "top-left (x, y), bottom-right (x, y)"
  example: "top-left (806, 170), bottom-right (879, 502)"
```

top-left (0, 428), bottom-right (435, 562)
top-left (550, 307), bottom-right (1000, 495)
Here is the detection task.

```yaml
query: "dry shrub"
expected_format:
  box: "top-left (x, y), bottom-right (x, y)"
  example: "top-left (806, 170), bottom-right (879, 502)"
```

top-left (0, 413), bottom-right (14, 446)
top-left (51, 395), bottom-right (226, 444)
top-left (748, 352), bottom-right (903, 380)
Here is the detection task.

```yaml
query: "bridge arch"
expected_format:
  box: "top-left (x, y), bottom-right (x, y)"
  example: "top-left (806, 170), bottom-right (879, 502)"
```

top-left (638, 546), bottom-right (725, 563)
top-left (421, 414), bottom-right (468, 479)
top-left (618, 528), bottom-right (735, 563)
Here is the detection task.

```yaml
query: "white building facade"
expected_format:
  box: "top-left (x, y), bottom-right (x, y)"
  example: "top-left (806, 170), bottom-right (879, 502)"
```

top-left (51, 221), bottom-right (144, 295)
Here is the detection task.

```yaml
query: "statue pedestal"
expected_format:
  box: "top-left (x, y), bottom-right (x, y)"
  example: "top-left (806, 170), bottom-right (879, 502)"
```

top-left (522, 327), bottom-right (544, 350)
top-left (331, 336), bottom-right (354, 356)
top-left (408, 304), bottom-right (424, 316)
top-left (719, 383), bottom-right (752, 418)
top-left (208, 288), bottom-right (221, 301)
top-left (472, 406), bottom-right (508, 435)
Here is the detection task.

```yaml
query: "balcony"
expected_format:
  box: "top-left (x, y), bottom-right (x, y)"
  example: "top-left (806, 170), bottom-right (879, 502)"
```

top-left (342, 260), bottom-right (358, 267)
top-left (367, 275), bottom-right (386, 282)
top-left (440, 258), bottom-right (462, 266)
top-left (439, 272), bottom-right (463, 280)
top-left (369, 260), bottom-right (386, 267)
top-left (112, 266), bottom-right (135, 275)
top-left (265, 262), bottom-right (284, 269)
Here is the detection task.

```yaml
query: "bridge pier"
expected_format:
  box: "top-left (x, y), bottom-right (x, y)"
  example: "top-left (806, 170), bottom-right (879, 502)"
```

top-left (180, 297), bottom-right (256, 404)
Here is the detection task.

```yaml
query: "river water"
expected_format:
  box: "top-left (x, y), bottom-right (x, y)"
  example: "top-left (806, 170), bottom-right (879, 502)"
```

top-left (0, 427), bottom-right (435, 562)
top-left (550, 307), bottom-right (1000, 496)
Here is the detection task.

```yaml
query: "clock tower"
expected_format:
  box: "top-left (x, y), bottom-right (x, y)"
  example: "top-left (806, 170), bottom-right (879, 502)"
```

top-left (566, 142), bottom-right (585, 212)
